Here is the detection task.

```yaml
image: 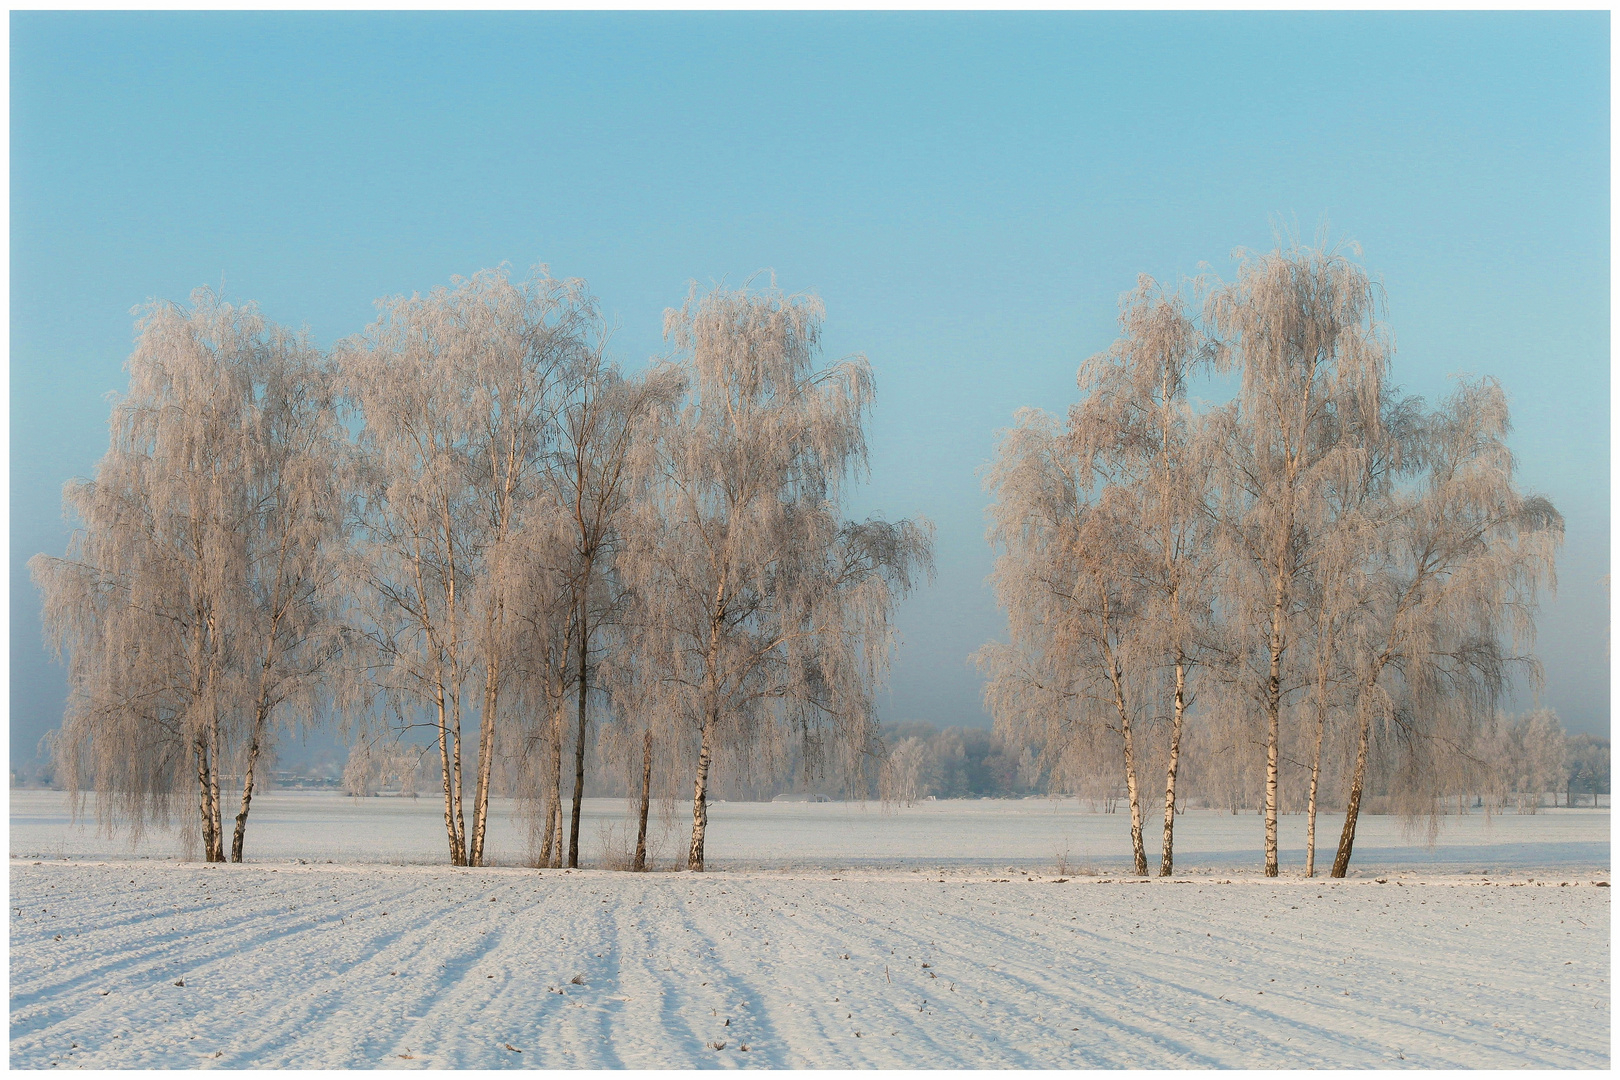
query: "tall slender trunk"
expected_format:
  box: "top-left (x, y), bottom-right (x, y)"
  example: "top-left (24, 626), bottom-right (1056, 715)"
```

top-left (688, 707), bottom-right (717, 871)
top-left (1264, 698), bottom-right (1279, 876)
top-left (1097, 588), bottom-right (1147, 876)
top-left (547, 699), bottom-right (565, 867)
top-left (1260, 389), bottom-right (1312, 878)
top-left (232, 622), bottom-right (285, 864)
top-left (568, 609), bottom-right (590, 869)
top-left (231, 703), bottom-right (270, 863)
top-left (1330, 632), bottom-right (1400, 878)
top-left (549, 799), bottom-right (563, 866)
top-left (1159, 658), bottom-right (1186, 876)
top-left (634, 729), bottom-right (653, 872)
top-left (1106, 656), bottom-right (1147, 876)
top-left (1154, 370), bottom-right (1186, 879)
top-left (205, 706), bottom-right (225, 862)
top-left (188, 609), bottom-right (216, 862)
top-left (1331, 707), bottom-right (1374, 878)
top-left (195, 737), bottom-right (218, 863)
top-left (688, 581), bottom-right (729, 873)
top-left (441, 495), bottom-right (467, 864)
top-left (475, 431), bottom-right (520, 868)
top-left (436, 680), bottom-right (463, 866)
top-left (451, 692), bottom-right (467, 864)
top-left (199, 612), bottom-right (226, 863)
top-left (1305, 673), bottom-right (1329, 878)
top-left (1263, 577), bottom-right (1286, 877)
top-left (538, 706), bottom-right (556, 868)
top-left (1119, 724), bottom-right (1146, 877)
top-left (469, 659), bottom-right (500, 867)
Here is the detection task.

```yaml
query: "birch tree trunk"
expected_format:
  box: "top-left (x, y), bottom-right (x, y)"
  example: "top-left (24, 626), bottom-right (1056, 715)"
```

top-left (688, 707), bottom-right (717, 871)
top-left (194, 739), bottom-right (218, 863)
top-left (435, 680), bottom-right (464, 866)
top-left (1159, 658), bottom-right (1186, 876)
top-left (1107, 657), bottom-right (1148, 876)
top-left (232, 584), bottom-right (285, 864)
top-left (1331, 708), bottom-right (1374, 878)
top-left (205, 706), bottom-right (225, 862)
top-left (1263, 574), bottom-right (1287, 877)
top-left (538, 799), bottom-right (554, 867)
top-left (469, 659), bottom-right (500, 867)
top-left (548, 699), bottom-right (566, 867)
top-left (1304, 678), bottom-right (1329, 878)
top-left (568, 607), bottom-right (590, 869)
top-left (441, 493), bottom-right (470, 864)
top-left (451, 695), bottom-right (467, 864)
top-left (1331, 651), bottom-right (1395, 878)
top-left (538, 704), bottom-right (557, 867)
top-left (634, 729), bottom-right (653, 872)
top-left (230, 702), bottom-right (270, 863)
top-left (1120, 726), bottom-right (1146, 877)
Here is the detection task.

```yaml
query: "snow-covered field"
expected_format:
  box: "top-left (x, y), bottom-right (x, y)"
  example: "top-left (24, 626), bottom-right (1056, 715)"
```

top-left (10, 792), bottom-right (1610, 1068)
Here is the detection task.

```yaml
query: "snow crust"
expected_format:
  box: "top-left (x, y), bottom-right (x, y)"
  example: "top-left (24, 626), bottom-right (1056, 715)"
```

top-left (9, 793), bottom-right (1610, 1068)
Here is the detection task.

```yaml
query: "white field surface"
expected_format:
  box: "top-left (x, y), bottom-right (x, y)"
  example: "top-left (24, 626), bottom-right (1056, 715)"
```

top-left (10, 791), bottom-right (1610, 1068)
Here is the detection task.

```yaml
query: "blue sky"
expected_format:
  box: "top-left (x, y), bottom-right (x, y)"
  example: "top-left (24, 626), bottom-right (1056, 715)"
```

top-left (10, 11), bottom-right (1610, 767)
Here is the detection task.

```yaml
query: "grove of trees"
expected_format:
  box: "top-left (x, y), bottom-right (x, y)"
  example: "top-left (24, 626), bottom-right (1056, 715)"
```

top-left (32, 238), bottom-right (1574, 879)
top-left (980, 240), bottom-right (1564, 877)
top-left (33, 269), bottom-right (931, 869)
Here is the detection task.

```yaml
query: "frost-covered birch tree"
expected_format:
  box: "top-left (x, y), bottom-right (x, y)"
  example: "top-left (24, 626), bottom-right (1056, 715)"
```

top-left (545, 361), bottom-right (684, 868)
top-left (1204, 241), bottom-right (1390, 877)
top-left (981, 278), bottom-right (1215, 876)
top-left (623, 285), bottom-right (931, 871)
top-left (338, 267), bottom-right (586, 866)
top-left (503, 511), bottom-right (581, 867)
top-left (980, 410), bottom-right (1155, 875)
top-left (1068, 277), bottom-right (1216, 876)
top-left (1328, 378), bottom-right (1560, 875)
top-left (1292, 393), bottom-right (1419, 875)
top-left (224, 326), bottom-right (350, 861)
top-left (599, 644), bottom-right (683, 871)
top-left (33, 290), bottom-right (345, 862)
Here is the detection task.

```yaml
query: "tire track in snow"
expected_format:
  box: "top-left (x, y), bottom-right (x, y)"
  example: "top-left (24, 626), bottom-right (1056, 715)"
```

top-left (135, 875), bottom-right (455, 1067)
top-left (14, 868), bottom-right (415, 1024)
top-left (804, 879), bottom-right (1208, 1067)
top-left (671, 879), bottom-right (806, 1066)
top-left (758, 879), bottom-right (1043, 1067)
top-left (521, 876), bottom-right (633, 1069)
top-left (11, 869), bottom-right (417, 1063)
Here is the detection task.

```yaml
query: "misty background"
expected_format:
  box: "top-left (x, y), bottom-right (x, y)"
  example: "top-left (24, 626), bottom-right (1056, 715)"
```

top-left (10, 12), bottom-right (1609, 773)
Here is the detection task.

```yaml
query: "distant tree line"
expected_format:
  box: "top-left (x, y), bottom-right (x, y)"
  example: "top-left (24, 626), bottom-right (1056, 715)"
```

top-left (1562, 733), bottom-right (1611, 801)
top-left (978, 238), bottom-right (1565, 877)
top-left (32, 270), bottom-right (932, 869)
top-left (876, 714), bottom-right (1605, 813)
top-left (335, 705), bottom-right (1604, 820)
